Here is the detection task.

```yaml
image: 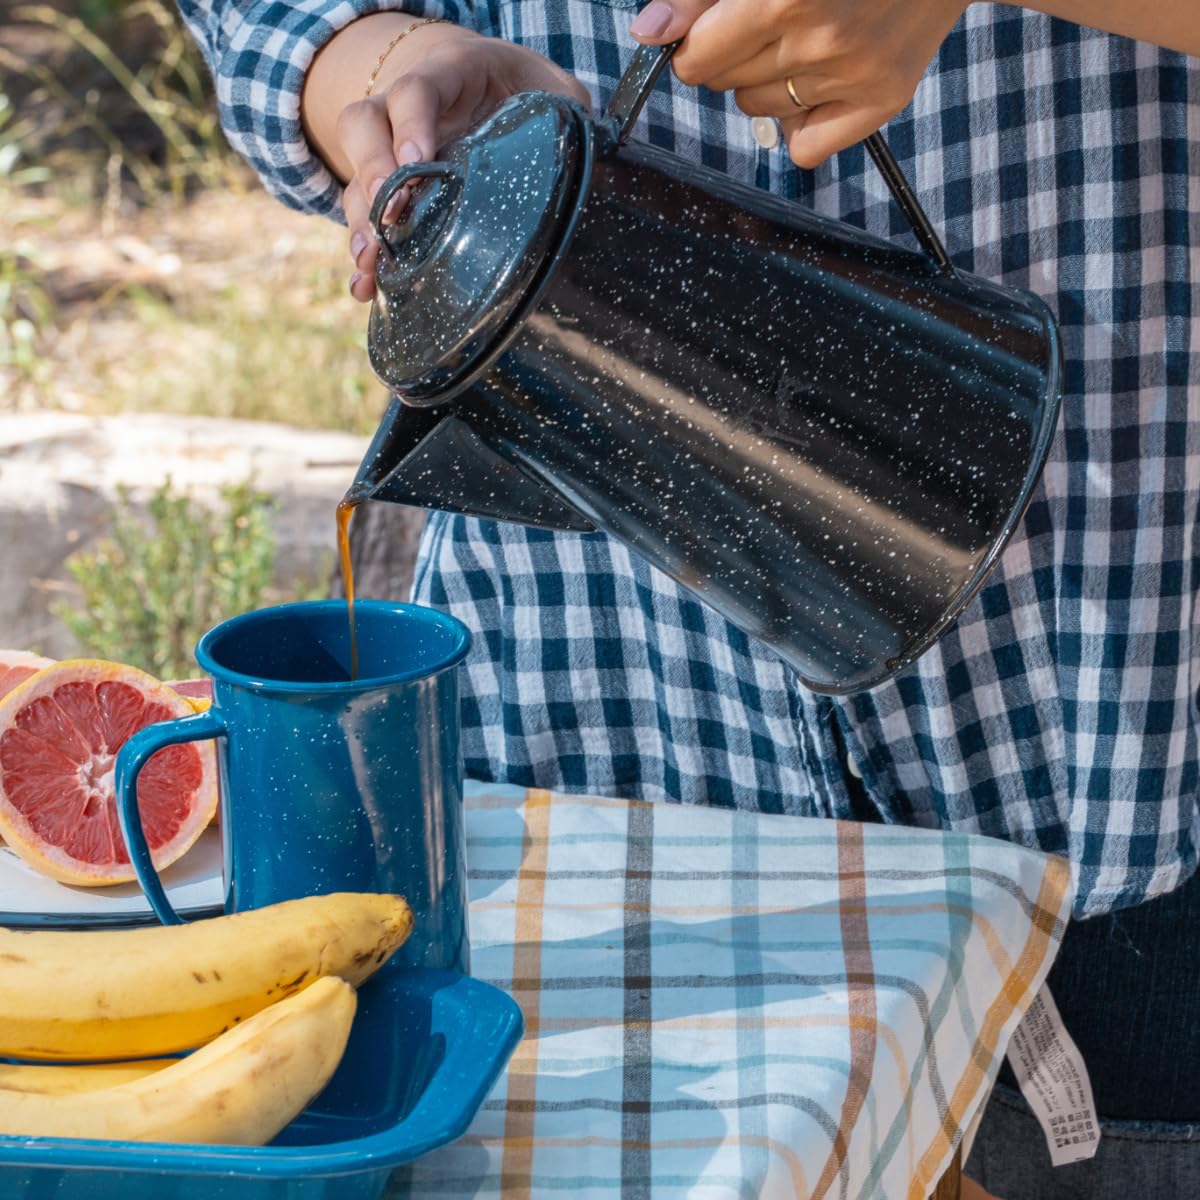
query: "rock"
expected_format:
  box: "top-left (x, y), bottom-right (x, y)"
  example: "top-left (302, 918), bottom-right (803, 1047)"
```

top-left (0, 411), bottom-right (417, 658)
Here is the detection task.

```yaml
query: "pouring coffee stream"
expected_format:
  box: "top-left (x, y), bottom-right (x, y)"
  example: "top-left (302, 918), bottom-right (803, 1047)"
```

top-left (343, 42), bottom-right (1061, 694)
top-left (336, 498), bottom-right (360, 679)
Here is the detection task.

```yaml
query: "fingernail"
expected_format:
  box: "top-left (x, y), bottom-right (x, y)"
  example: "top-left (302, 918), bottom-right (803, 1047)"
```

top-left (369, 176), bottom-right (388, 202)
top-left (397, 140), bottom-right (422, 164)
top-left (630, 1), bottom-right (672, 38)
top-left (349, 270), bottom-right (364, 293)
top-left (350, 233), bottom-right (368, 261)
top-left (383, 191), bottom-right (405, 222)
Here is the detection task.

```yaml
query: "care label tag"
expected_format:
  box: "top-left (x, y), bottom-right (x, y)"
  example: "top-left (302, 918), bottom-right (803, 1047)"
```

top-left (1005, 986), bottom-right (1101, 1166)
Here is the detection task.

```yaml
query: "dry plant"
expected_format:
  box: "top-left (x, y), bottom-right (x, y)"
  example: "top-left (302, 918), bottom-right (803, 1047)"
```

top-left (0, 1), bottom-right (385, 431)
top-left (54, 478), bottom-right (328, 678)
top-left (2, 0), bottom-right (234, 201)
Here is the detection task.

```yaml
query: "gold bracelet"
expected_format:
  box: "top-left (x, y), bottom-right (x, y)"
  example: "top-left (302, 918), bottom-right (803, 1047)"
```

top-left (364, 17), bottom-right (452, 97)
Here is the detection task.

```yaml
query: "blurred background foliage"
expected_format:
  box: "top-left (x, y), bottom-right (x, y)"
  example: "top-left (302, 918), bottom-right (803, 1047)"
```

top-left (0, 0), bottom-right (383, 429)
top-left (5, 0), bottom-right (228, 200)
top-left (1, 1), bottom-right (384, 662)
top-left (54, 479), bottom-right (327, 679)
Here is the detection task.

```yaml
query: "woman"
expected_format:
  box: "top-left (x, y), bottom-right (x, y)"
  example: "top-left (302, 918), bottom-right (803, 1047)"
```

top-left (177, 0), bottom-right (1198, 1194)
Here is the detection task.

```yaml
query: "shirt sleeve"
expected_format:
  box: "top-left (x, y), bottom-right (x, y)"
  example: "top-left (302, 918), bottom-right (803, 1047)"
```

top-left (176, 0), bottom-right (477, 217)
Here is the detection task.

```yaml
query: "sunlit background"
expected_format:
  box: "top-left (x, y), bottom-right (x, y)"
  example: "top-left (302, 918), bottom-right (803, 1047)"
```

top-left (0, 1), bottom-right (414, 675)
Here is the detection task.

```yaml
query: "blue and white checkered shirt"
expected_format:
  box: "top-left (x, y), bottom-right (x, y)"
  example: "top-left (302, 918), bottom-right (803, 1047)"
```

top-left (179, 0), bottom-right (1200, 917)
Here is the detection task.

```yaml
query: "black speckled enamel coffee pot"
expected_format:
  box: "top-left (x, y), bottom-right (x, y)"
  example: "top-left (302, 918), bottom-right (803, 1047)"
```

top-left (353, 44), bottom-right (1061, 694)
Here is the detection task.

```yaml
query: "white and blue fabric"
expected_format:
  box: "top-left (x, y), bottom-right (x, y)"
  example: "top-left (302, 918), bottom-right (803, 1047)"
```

top-left (177, 0), bottom-right (1200, 918)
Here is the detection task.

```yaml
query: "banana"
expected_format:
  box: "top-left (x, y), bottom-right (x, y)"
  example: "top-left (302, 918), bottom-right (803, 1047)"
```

top-left (0, 1060), bottom-right (169, 1095)
top-left (0, 891), bottom-right (411, 1060)
top-left (0, 975), bottom-right (356, 1145)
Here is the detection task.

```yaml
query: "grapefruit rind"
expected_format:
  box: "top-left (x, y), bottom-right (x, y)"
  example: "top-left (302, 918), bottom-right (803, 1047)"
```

top-left (166, 678), bottom-right (213, 714)
top-left (0, 659), bottom-right (218, 887)
top-left (0, 650), bottom-right (55, 701)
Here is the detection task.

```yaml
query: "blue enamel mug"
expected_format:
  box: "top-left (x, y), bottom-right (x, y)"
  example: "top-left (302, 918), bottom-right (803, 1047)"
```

top-left (114, 599), bottom-right (472, 975)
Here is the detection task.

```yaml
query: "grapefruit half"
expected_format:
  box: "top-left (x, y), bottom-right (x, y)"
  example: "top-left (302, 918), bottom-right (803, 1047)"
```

top-left (0, 650), bottom-right (55, 700)
top-left (0, 660), bottom-right (218, 886)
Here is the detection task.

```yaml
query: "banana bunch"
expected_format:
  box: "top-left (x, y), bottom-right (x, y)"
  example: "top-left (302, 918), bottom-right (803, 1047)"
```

top-left (0, 978), bottom-right (356, 1145)
top-left (0, 891), bottom-right (413, 1146)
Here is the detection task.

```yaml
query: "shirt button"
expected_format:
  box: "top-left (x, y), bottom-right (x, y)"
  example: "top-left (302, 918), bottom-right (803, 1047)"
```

top-left (846, 753), bottom-right (864, 781)
top-left (750, 116), bottom-right (780, 150)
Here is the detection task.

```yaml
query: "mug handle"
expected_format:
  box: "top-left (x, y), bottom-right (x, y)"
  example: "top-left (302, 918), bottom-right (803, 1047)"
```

top-left (114, 710), bottom-right (226, 926)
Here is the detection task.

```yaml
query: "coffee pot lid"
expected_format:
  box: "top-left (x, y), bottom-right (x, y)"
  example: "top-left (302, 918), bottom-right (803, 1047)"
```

top-left (366, 93), bottom-right (589, 405)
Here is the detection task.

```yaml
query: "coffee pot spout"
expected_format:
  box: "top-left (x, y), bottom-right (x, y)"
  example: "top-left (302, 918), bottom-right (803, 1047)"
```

top-left (350, 397), bottom-right (595, 533)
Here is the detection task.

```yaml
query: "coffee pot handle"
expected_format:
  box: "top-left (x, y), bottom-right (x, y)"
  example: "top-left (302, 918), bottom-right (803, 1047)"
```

top-left (861, 133), bottom-right (953, 272)
top-left (605, 40), bottom-right (682, 143)
top-left (605, 41), bottom-right (954, 274)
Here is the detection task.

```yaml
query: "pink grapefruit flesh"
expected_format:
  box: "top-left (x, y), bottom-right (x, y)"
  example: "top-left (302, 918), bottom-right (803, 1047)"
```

top-left (0, 650), bottom-right (55, 700)
top-left (166, 678), bottom-right (213, 707)
top-left (0, 660), bottom-right (218, 886)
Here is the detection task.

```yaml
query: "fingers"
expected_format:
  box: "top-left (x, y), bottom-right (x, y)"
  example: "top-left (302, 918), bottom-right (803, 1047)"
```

top-left (781, 100), bottom-right (894, 169)
top-left (626, 0), bottom-right (911, 169)
top-left (382, 69), bottom-right (454, 165)
top-left (629, 0), bottom-right (718, 43)
top-left (336, 97), bottom-right (399, 303)
top-left (342, 182), bottom-right (377, 303)
top-left (512, 53), bottom-right (591, 108)
top-left (703, 32), bottom-right (851, 92)
top-left (734, 73), bottom-right (839, 118)
top-left (336, 96), bottom-right (403, 213)
top-left (335, 34), bottom-right (595, 302)
top-left (703, 41), bottom-right (792, 93)
top-left (671, 0), bottom-right (779, 86)
top-left (343, 149), bottom-right (419, 305)
top-left (336, 68), bottom-right (452, 303)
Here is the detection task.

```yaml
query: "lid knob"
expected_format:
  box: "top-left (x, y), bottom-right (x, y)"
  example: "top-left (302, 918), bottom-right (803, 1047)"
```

top-left (369, 162), bottom-right (462, 264)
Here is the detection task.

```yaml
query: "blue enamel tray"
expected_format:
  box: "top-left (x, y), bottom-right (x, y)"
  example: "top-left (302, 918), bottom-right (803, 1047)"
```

top-left (0, 965), bottom-right (523, 1199)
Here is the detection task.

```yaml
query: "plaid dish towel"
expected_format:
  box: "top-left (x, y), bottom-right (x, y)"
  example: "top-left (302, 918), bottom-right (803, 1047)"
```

top-left (393, 785), bottom-right (1072, 1199)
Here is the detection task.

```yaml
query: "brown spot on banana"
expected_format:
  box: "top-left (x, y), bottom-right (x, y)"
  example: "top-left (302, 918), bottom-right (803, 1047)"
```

top-left (275, 969), bottom-right (310, 993)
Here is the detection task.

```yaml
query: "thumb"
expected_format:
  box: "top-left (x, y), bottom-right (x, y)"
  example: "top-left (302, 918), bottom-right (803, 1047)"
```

top-left (629, 0), bottom-right (718, 43)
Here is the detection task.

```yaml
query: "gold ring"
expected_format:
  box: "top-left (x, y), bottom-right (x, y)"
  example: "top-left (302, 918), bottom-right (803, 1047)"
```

top-left (786, 76), bottom-right (811, 112)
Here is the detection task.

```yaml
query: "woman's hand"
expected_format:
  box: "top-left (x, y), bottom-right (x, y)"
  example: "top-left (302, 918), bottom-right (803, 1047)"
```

top-left (630, 0), bottom-right (969, 168)
top-left (302, 16), bottom-right (588, 302)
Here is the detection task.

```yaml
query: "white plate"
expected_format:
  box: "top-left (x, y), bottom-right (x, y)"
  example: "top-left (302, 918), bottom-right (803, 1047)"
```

top-left (0, 829), bottom-right (224, 928)
top-left (0, 781), bottom-right (511, 929)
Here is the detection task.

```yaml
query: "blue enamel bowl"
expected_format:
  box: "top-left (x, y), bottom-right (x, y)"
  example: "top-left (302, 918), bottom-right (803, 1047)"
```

top-left (0, 966), bottom-right (523, 1199)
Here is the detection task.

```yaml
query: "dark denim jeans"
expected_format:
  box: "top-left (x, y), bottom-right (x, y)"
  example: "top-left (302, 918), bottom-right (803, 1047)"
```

top-left (966, 863), bottom-right (1200, 1198)
top-left (966, 1082), bottom-right (1200, 1200)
